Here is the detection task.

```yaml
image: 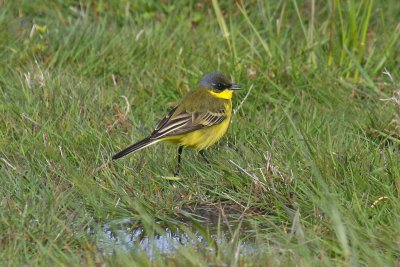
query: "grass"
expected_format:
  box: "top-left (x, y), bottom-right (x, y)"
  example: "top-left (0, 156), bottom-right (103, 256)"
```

top-left (1, 0), bottom-right (400, 266)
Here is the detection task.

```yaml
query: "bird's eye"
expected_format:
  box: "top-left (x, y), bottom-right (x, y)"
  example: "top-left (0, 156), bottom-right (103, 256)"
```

top-left (215, 83), bottom-right (223, 90)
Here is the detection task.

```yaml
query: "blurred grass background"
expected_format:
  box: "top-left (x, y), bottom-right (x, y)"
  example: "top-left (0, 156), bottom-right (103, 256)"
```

top-left (1, 0), bottom-right (400, 266)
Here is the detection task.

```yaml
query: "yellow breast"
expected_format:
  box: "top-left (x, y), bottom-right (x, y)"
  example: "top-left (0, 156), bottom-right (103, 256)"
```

top-left (167, 100), bottom-right (232, 150)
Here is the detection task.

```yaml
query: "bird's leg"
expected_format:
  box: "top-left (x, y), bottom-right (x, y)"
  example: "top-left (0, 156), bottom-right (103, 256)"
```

top-left (199, 150), bottom-right (211, 164)
top-left (174, 146), bottom-right (184, 176)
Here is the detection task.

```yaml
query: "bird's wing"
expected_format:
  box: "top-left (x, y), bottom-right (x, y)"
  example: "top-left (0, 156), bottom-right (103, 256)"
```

top-left (153, 106), bottom-right (178, 132)
top-left (150, 109), bottom-right (227, 140)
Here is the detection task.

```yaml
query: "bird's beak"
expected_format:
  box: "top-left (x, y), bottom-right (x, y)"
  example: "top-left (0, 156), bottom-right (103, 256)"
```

top-left (229, 83), bottom-right (241, 90)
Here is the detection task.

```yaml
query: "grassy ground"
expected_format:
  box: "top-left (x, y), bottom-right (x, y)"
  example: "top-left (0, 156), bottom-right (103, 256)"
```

top-left (1, 0), bottom-right (400, 266)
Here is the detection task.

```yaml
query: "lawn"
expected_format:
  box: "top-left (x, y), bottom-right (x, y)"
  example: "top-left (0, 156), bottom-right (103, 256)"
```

top-left (1, 0), bottom-right (400, 266)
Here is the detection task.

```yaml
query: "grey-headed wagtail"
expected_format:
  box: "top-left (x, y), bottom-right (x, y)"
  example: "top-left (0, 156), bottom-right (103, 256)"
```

top-left (112, 72), bottom-right (241, 174)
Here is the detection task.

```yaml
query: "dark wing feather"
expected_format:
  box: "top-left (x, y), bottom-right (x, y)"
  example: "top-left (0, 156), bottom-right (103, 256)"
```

top-left (149, 109), bottom-right (226, 140)
top-left (153, 106), bottom-right (178, 132)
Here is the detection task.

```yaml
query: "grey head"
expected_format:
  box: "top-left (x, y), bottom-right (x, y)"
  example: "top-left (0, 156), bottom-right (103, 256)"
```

top-left (199, 72), bottom-right (241, 92)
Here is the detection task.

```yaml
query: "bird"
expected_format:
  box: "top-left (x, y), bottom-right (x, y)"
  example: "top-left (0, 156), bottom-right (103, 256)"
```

top-left (112, 72), bottom-right (241, 174)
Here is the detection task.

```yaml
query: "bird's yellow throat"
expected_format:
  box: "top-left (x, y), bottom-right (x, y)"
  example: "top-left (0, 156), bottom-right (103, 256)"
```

top-left (207, 89), bottom-right (233, 99)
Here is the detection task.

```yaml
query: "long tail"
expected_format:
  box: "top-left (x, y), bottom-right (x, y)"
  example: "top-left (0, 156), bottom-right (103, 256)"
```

top-left (112, 137), bottom-right (160, 160)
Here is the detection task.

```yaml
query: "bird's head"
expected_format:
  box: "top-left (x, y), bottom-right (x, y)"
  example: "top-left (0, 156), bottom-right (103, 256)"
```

top-left (199, 72), bottom-right (241, 93)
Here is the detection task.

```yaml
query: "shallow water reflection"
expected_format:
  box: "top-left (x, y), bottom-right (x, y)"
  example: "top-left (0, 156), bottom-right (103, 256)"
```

top-left (97, 213), bottom-right (258, 258)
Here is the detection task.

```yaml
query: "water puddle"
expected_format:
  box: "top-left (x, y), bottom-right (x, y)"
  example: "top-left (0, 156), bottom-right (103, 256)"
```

top-left (96, 206), bottom-right (260, 258)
